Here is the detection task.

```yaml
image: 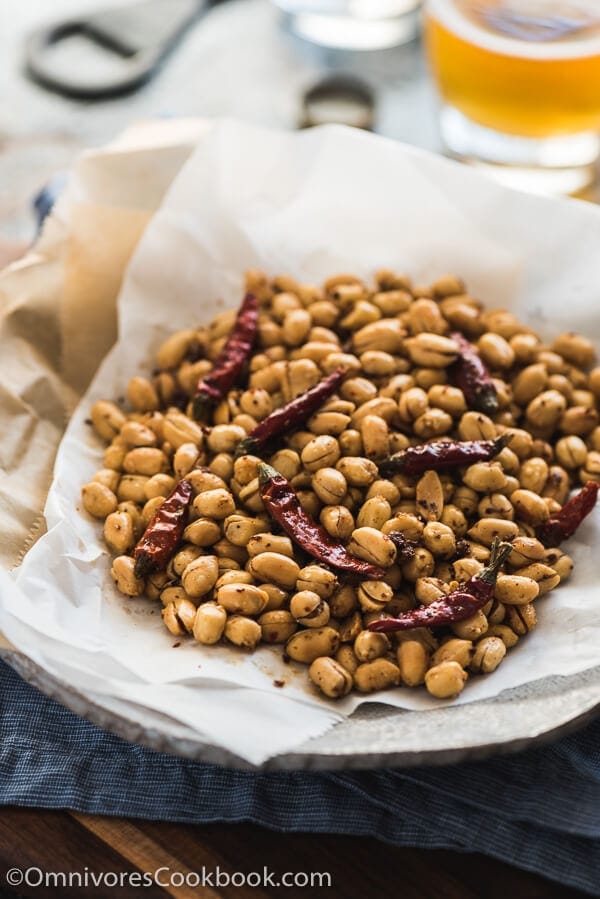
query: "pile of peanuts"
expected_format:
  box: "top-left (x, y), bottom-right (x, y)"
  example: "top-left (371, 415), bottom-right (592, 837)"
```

top-left (81, 269), bottom-right (599, 701)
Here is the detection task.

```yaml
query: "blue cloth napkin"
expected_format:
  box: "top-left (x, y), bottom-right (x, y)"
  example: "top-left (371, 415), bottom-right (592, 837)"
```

top-left (0, 660), bottom-right (598, 895)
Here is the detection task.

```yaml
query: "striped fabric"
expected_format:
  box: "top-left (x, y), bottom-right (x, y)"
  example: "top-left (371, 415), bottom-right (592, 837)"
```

top-left (0, 661), bottom-right (597, 895)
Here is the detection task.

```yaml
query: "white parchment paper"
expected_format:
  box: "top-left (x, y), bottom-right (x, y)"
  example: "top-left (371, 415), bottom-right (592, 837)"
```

top-left (2, 120), bottom-right (600, 765)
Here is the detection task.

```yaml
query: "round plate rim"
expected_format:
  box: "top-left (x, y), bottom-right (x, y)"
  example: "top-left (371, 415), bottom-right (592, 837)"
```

top-left (3, 648), bottom-right (599, 770)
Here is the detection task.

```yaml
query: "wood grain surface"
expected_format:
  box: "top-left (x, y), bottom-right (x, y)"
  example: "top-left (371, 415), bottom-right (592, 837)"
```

top-left (0, 808), bottom-right (589, 898)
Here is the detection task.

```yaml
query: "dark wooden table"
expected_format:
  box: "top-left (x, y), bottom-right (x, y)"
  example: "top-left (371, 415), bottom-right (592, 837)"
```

top-left (0, 807), bottom-right (590, 899)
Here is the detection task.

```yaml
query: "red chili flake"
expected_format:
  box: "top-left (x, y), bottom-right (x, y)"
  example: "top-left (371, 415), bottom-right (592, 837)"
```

top-left (369, 539), bottom-right (512, 632)
top-left (379, 435), bottom-right (508, 477)
top-left (386, 531), bottom-right (417, 563)
top-left (537, 481), bottom-right (599, 547)
top-left (258, 463), bottom-right (386, 579)
top-left (450, 331), bottom-right (499, 414)
top-left (192, 292), bottom-right (259, 419)
top-left (235, 367), bottom-right (346, 458)
top-left (133, 479), bottom-right (193, 579)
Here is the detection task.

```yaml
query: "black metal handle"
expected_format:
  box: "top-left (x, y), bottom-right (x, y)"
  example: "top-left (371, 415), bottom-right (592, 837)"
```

top-left (25, 0), bottom-right (209, 100)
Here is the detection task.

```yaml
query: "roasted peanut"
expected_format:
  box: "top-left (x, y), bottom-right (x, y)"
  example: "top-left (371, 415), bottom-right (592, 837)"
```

top-left (103, 510), bottom-right (135, 554)
top-left (416, 470), bottom-right (444, 522)
top-left (356, 497), bottom-right (392, 530)
top-left (258, 610), bottom-right (297, 644)
top-left (470, 637), bottom-right (507, 673)
top-left (192, 602), bottom-right (227, 644)
top-left (555, 435), bottom-right (588, 469)
top-left (451, 610), bottom-right (488, 640)
top-left (354, 658), bottom-right (401, 692)
top-left (467, 517), bottom-right (518, 546)
top-left (507, 536), bottom-right (545, 568)
top-left (301, 435), bottom-right (341, 471)
top-left (330, 584), bottom-right (358, 619)
top-left (347, 528), bottom-right (397, 568)
top-left (225, 615), bottom-right (262, 649)
top-left (312, 468), bottom-right (347, 504)
top-left (505, 603), bottom-right (537, 635)
top-left (432, 639), bottom-right (473, 668)
top-left (552, 332), bottom-right (595, 367)
top-left (357, 580), bottom-right (393, 612)
top-left (495, 575), bottom-right (539, 605)
top-left (91, 401), bottom-right (126, 442)
top-left (111, 555), bottom-right (144, 596)
top-left (402, 547), bottom-right (436, 582)
top-left (285, 627), bottom-right (340, 664)
top-left (183, 518), bottom-right (221, 547)
top-left (127, 377), bottom-right (159, 412)
top-left (247, 552), bottom-right (300, 590)
top-left (360, 414), bottom-right (390, 460)
top-left (290, 591), bottom-right (330, 627)
top-left (82, 482), bottom-right (118, 519)
top-left (559, 405), bottom-right (598, 436)
top-left (309, 657), bottom-right (353, 698)
top-left (217, 583), bottom-right (269, 616)
top-left (477, 493), bottom-right (514, 521)
top-left (144, 473), bottom-right (176, 499)
top-left (510, 489), bottom-right (550, 527)
top-left (486, 624), bottom-right (519, 648)
top-left (246, 534), bottom-right (293, 559)
top-left (397, 640), bottom-right (428, 686)
top-left (458, 411), bottom-right (497, 441)
top-left (428, 384), bottom-right (467, 417)
top-left (413, 408), bottom-right (453, 439)
top-left (320, 505), bottom-right (355, 540)
top-left (354, 630), bottom-right (389, 663)
top-left (182, 555), bottom-right (219, 598)
top-left (513, 563), bottom-right (561, 596)
top-left (422, 522), bottom-right (456, 558)
top-left (425, 662), bottom-right (467, 699)
top-left (526, 390), bottom-right (567, 430)
top-left (193, 488), bottom-right (235, 520)
top-left (405, 333), bottom-right (459, 368)
top-left (463, 462), bottom-right (507, 493)
top-left (477, 332), bottom-right (515, 370)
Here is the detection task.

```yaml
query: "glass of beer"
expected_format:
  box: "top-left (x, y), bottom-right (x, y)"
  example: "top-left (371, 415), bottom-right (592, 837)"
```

top-left (424, 1), bottom-right (600, 193)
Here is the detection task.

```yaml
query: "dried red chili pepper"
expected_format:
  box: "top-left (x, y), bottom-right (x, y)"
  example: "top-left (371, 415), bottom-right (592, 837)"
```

top-left (133, 479), bottom-right (193, 579)
top-left (536, 481), bottom-right (599, 547)
top-left (258, 463), bottom-right (386, 579)
top-left (368, 538), bottom-right (512, 632)
top-left (378, 435), bottom-right (509, 477)
top-left (192, 292), bottom-right (259, 419)
top-left (450, 331), bottom-right (499, 415)
top-left (386, 531), bottom-right (417, 563)
top-left (235, 367), bottom-right (346, 458)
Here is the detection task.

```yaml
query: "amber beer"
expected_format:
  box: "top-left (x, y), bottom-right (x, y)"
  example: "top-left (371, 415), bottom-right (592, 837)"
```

top-left (424, 1), bottom-right (600, 191)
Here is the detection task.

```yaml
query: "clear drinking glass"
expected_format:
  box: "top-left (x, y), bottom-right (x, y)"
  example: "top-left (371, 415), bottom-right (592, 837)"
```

top-left (424, 1), bottom-right (600, 194)
top-left (273, 0), bottom-right (423, 50)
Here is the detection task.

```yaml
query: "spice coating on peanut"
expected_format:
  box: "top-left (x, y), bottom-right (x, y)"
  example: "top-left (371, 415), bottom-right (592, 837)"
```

top-left (83, 269), bottom-right (597, 704)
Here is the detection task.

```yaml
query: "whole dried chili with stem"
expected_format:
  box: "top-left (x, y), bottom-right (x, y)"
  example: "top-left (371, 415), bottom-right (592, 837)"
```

top-left (378, 435), bottom-right (509, 477)
top-left (258, 463), bottom-right (386, 579)
top-left (536, 480), bottom-right (599, 547)
top-left (450, 331), bottom-right (499, 415)
top-left (133, 479), bottom-right (192, 579)
top-left (192, 292), bottom-right (259, 420)
top-left (235, 367), bottom-right (347, 458)
top-left (368, 538), bottom-right (512, 633)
